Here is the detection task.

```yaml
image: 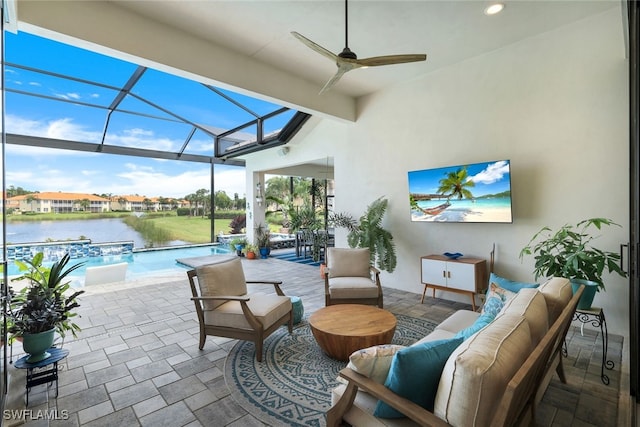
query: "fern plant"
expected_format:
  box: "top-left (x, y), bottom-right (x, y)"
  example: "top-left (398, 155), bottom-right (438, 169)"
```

top-left (330, 197), bottom-right (397, 273)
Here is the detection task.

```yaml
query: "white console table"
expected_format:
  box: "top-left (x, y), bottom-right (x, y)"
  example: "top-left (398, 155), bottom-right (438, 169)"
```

top-left (420, 255), bottom-right (487, 311)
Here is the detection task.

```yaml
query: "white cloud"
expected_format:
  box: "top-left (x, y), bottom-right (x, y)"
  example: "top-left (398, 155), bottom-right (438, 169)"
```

top-left (5, 113), bottom-right (247, 198)
top-left (470, 161), bottom-right (509, 185)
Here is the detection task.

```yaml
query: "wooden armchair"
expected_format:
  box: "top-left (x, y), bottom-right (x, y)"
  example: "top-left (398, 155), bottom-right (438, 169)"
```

top-left (187, 257), bottom-right (293, 362)
top-left (324, 248), bottom-right (383, 308)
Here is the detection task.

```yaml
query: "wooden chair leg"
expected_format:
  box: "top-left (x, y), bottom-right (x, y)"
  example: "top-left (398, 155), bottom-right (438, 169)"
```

top-left (199, 327), bottom-right (206, 350)
top-left (255, 339), bottom-right (263, 362)
top-left (556, 355), bottom-right (567, 383)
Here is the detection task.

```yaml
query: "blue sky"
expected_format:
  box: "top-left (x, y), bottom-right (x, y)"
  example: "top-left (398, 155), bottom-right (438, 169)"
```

top-left (3, 32), bottom-right (293, 199)
top-left (408, 160), bottom-right (511, 198)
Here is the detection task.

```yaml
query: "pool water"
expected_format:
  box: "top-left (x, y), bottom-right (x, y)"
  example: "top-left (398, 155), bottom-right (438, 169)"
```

top-left (7, 244), bottom-right (232, 284)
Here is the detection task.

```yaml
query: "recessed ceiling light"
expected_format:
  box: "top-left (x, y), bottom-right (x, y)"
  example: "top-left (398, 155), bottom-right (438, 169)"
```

top-left (484, 3), bottom-right (505, 15)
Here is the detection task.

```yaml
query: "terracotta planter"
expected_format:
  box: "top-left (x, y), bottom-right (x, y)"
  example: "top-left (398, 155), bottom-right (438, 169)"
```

top-left (246, 251), bottom-right (256, 259)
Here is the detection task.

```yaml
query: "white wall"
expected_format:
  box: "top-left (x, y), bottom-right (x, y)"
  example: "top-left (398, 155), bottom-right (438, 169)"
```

top-left (248, 7), bottom-right (630, 336)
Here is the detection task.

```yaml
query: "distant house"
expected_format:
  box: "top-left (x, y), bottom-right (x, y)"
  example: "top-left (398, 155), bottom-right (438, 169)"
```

top-left (110, 195), bottom-right (159, 212)
top-left (10, 192), bottom-right (110, 213)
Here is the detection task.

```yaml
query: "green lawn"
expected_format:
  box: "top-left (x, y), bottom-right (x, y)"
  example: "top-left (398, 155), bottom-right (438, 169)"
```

top-left (147, 216), bottom-right (233, 243)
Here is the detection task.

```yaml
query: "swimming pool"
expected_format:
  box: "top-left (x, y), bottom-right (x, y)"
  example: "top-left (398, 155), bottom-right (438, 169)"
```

top-left (6, 244), bottom-right (232, 283)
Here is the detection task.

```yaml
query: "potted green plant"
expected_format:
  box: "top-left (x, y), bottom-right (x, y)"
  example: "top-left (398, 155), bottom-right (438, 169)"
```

top-left (519, 217), bottom-right (627, 309)
top-left (330, 197), bottom-right (397, 273)
top-left (255, 223), bottom-right (271, 258)
top-left (8, 252), bottom-right (85, 362)
top-left (244, 244), bottom-right (258, 260)
top-left (229, 237), bottom-right (248, 257)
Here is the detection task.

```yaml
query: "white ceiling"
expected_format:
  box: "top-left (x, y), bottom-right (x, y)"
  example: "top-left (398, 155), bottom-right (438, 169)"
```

top-left (111, 0), bottom-right (620, 98)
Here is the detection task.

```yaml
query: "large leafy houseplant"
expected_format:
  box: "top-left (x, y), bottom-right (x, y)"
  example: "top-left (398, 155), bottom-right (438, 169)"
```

top-left (9, 252), bottom-right (86, 339)
top-left (519, 218), bottom-right (627, 292)
top-left (330, 197), bottom-right (397, 273)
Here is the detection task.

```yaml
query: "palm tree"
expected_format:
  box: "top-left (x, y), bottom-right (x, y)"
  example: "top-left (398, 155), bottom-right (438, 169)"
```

top-left (330, 197), bottom-right (396, 273)
top-left (79, 198), bottom-right (91, 212)
top-left (25, 194), bottom-right (37, 212)
top-left (437, 166), bottom-right (475, 200)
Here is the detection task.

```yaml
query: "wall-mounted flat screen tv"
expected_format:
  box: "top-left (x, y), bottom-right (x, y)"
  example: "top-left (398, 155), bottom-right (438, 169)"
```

top-left (408, 159), bottom-right (512, 223)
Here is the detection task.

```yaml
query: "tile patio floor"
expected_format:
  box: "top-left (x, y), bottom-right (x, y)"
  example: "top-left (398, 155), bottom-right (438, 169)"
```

top-left (3, 254), bottom-right (627, 426)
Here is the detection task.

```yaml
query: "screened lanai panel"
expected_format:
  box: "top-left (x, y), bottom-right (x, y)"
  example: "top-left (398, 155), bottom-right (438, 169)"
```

top-left (214, 87), bottom-right (289, 117)
top-left (180, 128), bottom-right (216, 156)
top-left (3, 65), bottom-right (121, 108)
top-left (264, 109), bottom-right (296, 135)
top-left (4, 31), bottom-right (307, 160)
top-left (5, 32), bottom-right (137, 87)
top-left (103, 111), bottom-right (198, 152)
top-left (5, 92), bottom-right (109, 143)
top-left (131, 69), bottom-right (257, 130)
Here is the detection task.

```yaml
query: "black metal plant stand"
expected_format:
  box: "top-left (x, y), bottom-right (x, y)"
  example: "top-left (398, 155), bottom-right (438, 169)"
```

top-left (570, 307), bottom-right (614, 385)
top-left (14, 347), bottom-right (69, 405)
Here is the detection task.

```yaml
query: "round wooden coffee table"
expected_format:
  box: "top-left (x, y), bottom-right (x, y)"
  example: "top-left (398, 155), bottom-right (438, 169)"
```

top-left (309, 304), bottom-right (397, 361)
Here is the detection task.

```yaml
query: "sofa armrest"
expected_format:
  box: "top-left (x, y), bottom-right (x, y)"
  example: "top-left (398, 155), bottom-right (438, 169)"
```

top-left (327, 368), bottom-right (451, 427)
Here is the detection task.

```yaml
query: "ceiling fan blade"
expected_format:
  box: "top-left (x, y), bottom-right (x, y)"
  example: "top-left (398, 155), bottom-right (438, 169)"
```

top-left (291, 31), bottom-right (338, 62)
top-left (319, 65), bottom-right (349, 95)
top-left (357, 54), bottom-right (427, 67)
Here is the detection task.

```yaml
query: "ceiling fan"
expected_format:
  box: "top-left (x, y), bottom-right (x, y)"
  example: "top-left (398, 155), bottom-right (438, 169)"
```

top-left (291, 0), bottom-right (427, 94)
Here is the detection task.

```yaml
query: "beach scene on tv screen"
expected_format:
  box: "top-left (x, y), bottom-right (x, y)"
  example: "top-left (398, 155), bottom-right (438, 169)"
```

top-left (408, 160), bottom-right (512, 223)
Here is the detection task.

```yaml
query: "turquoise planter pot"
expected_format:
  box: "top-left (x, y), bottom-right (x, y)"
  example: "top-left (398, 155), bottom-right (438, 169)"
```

top-left (290, 296), bottom-right (304, 324)
top-left (22, 328), bottom-right (55, 363)
top-left (571, 279), bottom-right (600, 310)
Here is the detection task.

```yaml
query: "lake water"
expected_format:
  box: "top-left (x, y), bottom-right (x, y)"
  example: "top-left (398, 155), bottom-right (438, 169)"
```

top-left (6, 218), bottom-right (187, 248)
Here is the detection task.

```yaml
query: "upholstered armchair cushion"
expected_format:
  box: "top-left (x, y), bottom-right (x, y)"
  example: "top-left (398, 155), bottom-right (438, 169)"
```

top-left (203, 294), bottom-right (292, 329)
top-left (328, 277), bottom-right (380, 299)
top-left (196, 258), bottom-right (247, 310)
top-left (327, 248), bottom-right (371, 278)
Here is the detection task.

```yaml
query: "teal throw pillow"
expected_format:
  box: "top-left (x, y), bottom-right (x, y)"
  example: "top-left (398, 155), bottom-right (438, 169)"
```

top-left (454, 312), bottom-right (495, 340)
top-left (373, 337), bottom-right (464, 418)
top-left (489, 272), bottom-right (538, 293)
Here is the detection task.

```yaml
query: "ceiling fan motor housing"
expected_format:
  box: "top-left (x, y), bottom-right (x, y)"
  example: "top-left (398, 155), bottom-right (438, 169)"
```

top-left (338, 47), bottom-right (357, 60)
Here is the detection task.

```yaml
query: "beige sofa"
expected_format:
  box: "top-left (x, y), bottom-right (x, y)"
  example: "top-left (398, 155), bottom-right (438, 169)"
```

top-left (328, 277), bottom-right (580, 427)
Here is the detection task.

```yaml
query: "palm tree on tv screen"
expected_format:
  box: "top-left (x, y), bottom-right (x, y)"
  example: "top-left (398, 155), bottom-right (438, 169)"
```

top-left (437, 166), bottom-right (475, 200)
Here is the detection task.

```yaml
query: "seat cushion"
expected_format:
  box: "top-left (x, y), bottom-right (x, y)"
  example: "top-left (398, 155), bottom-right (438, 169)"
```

top-left (196, 258), bottom-right (247, 310)
top-left (453, 312), bottom-right (495, 341)
top-left (329, 277), bottom-right (379, 299)
top-left (434, 314), bottom-right (532, 427)
top-left (327, 248), bottom-right (371, 278)
top-left (331, 384), bottom-right (417, 427)
top-left (203, 294), bottom-right (291, 329)
top-left (434, 310), bottom-right (481, 334)
top-left (538, 277), bottom-right (572, 324)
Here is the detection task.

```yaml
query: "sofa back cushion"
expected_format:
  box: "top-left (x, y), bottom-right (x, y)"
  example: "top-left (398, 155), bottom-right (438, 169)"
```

top-left (538, 277), bottom-right (572, 325)
top-left (498, 288), bottom-right (549, 346)
top-left (434, 314), bottom-right (532, 427)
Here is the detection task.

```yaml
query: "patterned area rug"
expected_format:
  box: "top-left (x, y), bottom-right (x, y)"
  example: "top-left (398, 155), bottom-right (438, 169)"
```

top-left (224, 313), bottom-right (437, 426)
top-left (270, 251), bottom-right (322, 267)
